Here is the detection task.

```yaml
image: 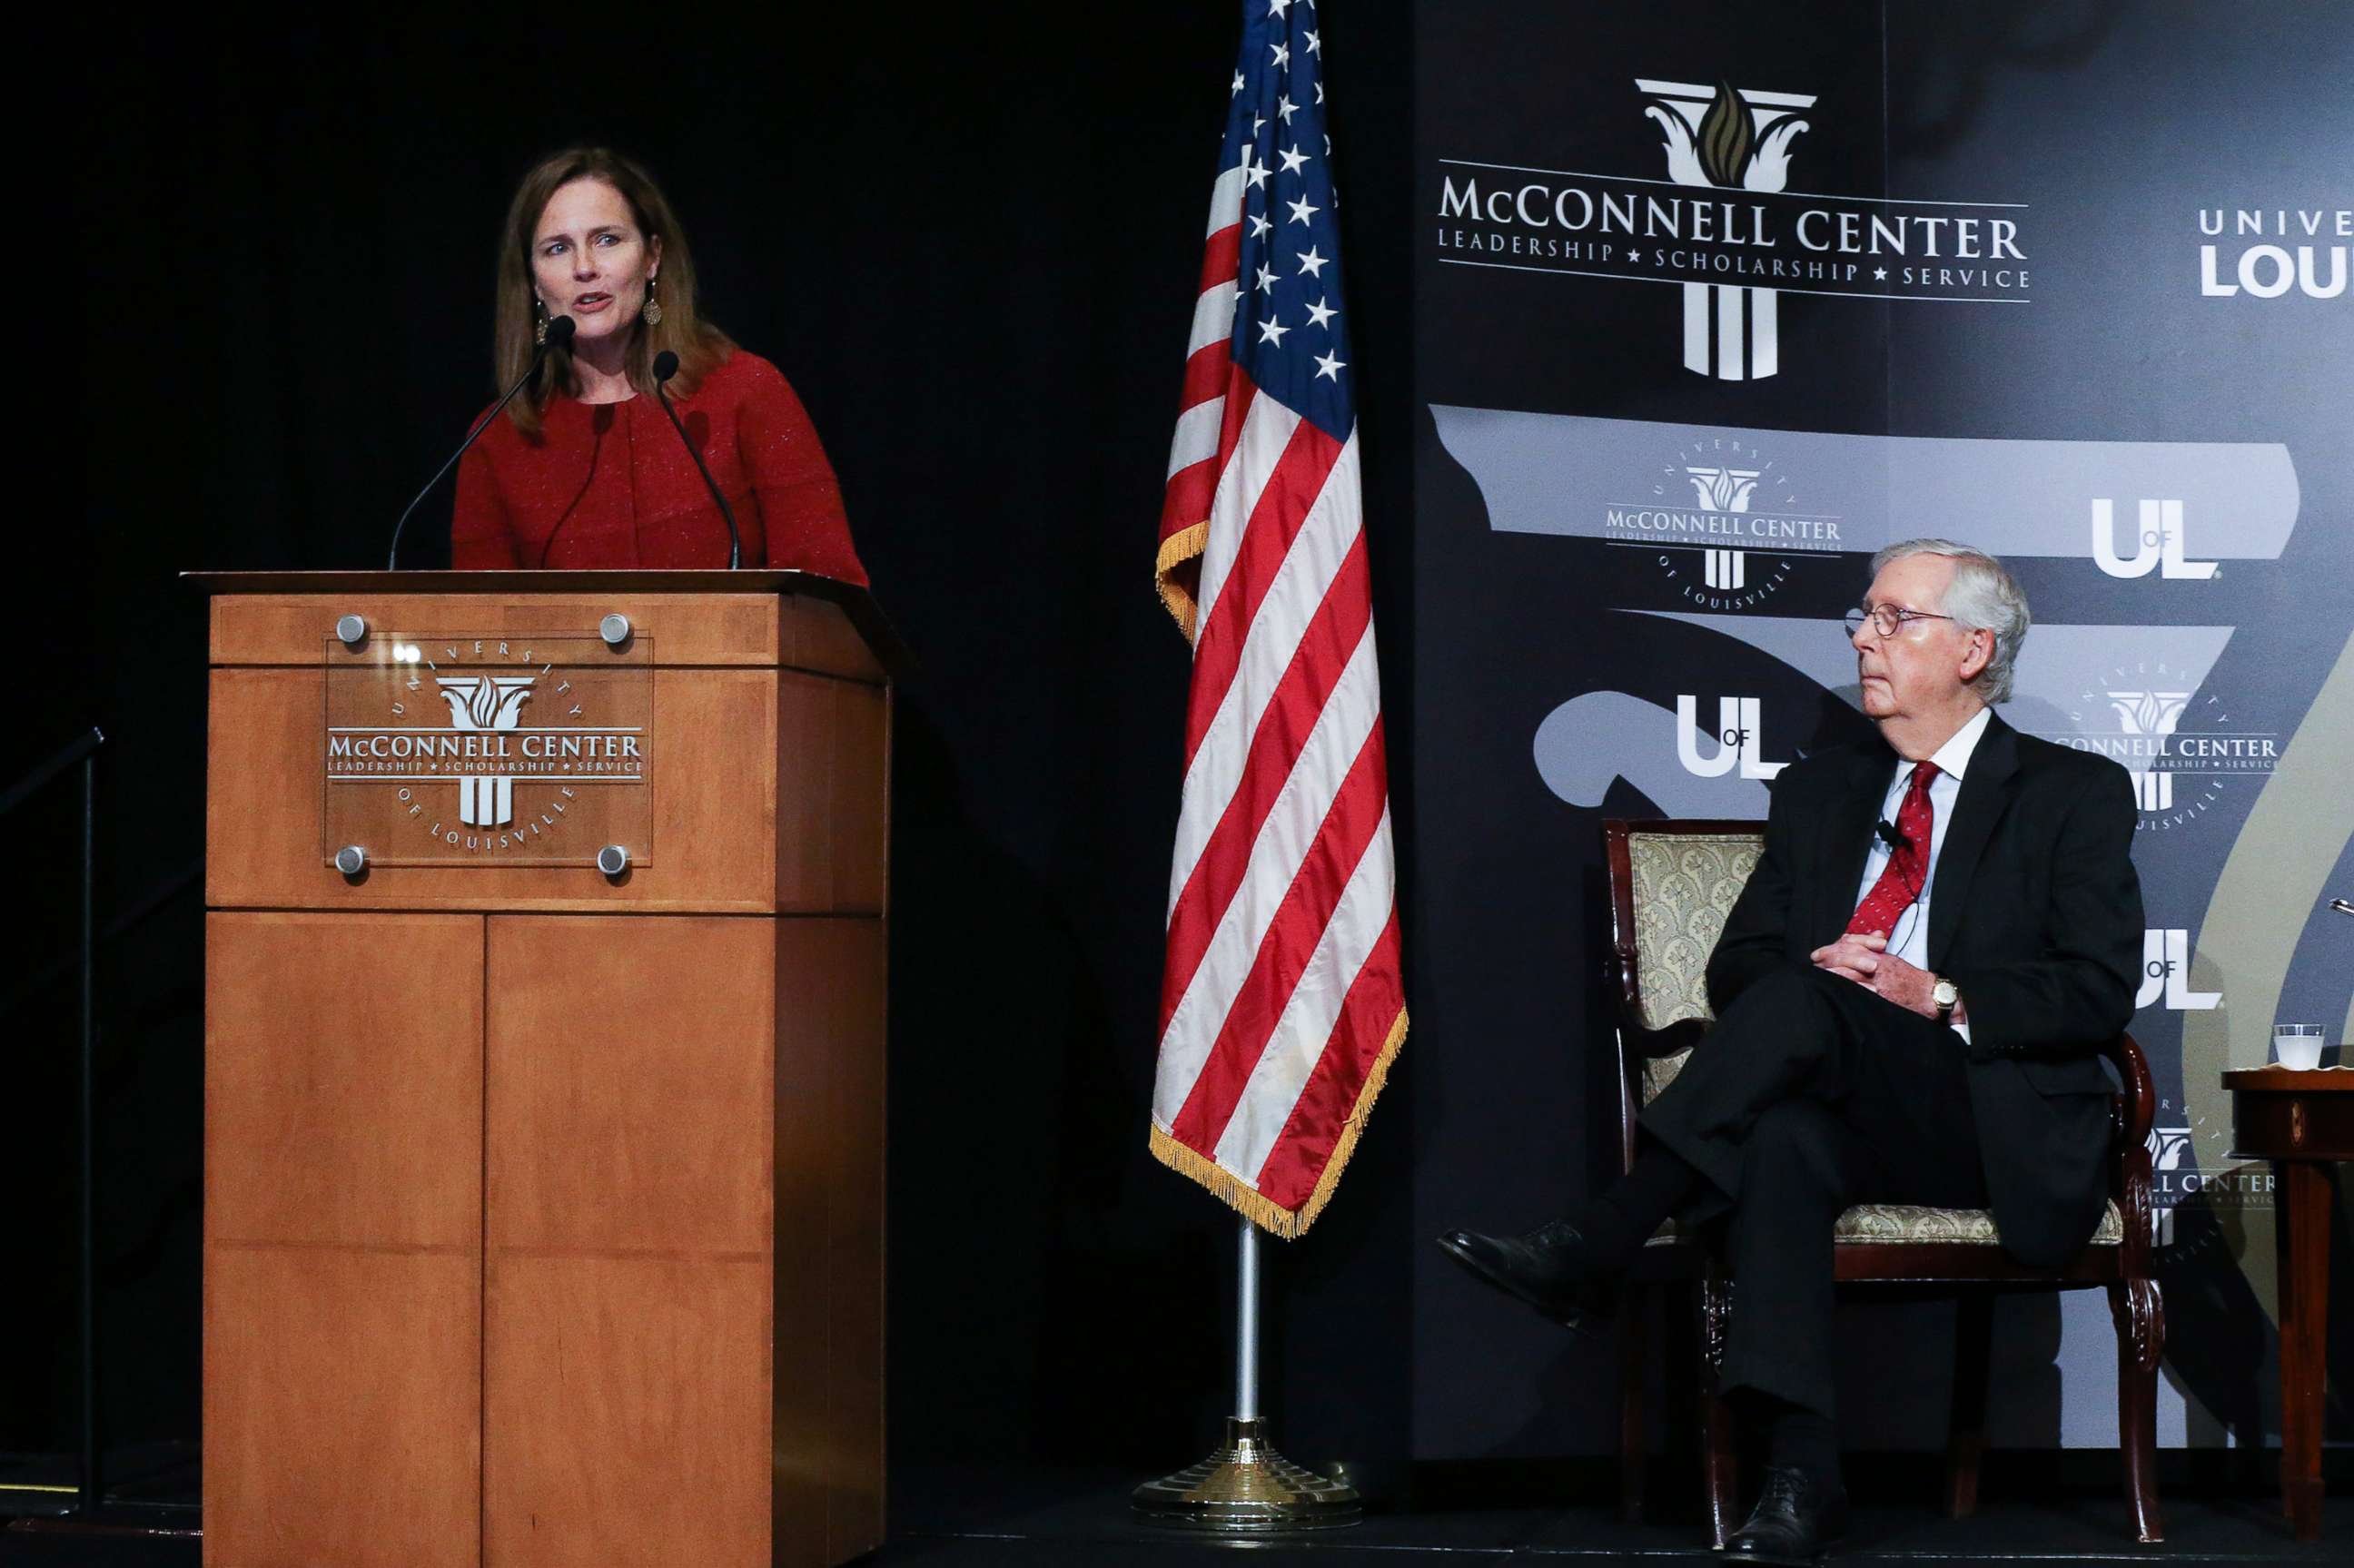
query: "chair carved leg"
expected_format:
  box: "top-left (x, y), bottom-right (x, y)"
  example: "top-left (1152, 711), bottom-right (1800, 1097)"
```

top-left (1944, 1288), bottom-right (1993, 1519)
top-left (2107, 1277), bottom-right (2165, 1543)
top-left (1618, 1281), bottom-right (1649, 1524)
top-left (1697, 1276), bottom-right (1737, 1550)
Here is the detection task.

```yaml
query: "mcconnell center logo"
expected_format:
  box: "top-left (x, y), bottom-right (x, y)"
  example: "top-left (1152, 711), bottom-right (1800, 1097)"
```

top-left (1430, 74), bottom-right (2033, 380)
top-left (326, 637), bottom-right (647, 854)
top-left (1603, 431), bottom-right (1842, 607)
top-left (1642, 78), bottom-right (1815, 380)
top-left (2043, 660), bottom-right (2277, 832)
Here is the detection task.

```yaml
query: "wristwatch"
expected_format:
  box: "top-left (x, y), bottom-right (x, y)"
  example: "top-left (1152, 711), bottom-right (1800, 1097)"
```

top-left (1932, 975), bottom-right (1962, 1026)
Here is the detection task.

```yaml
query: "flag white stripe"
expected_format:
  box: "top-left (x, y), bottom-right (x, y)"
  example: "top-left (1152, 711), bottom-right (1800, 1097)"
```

top-left (1205, 159), bottom-right (1247, 239)
top-left (1191, 396), bottom-right (1300, 636)
top-left (1188, 281), bottom-right (1240, 358)
top-left (1165, 439), bottom-right (1360, 916)
top-left (1152, 623), bottom-right (1380, 1123)
top-left (1165, 395), bottom-right (1226, 480)
top-left (1212, 805), bottom-right (1396, 1179)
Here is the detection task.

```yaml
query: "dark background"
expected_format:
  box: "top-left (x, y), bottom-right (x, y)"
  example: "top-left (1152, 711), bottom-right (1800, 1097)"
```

top-left (23, 3), bottom-right (1419, 1498)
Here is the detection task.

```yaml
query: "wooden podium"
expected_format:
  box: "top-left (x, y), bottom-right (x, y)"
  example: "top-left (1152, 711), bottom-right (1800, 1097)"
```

top-left (192, 571), bottom-right (897, 1568)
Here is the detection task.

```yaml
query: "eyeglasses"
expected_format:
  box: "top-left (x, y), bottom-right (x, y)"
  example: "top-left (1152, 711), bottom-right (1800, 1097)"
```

top-left (1843, 605), bottom-right (1954, 639)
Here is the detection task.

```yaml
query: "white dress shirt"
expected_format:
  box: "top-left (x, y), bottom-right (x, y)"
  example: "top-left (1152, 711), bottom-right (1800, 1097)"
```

top-left (1852, 705), bottom-right (1993, 1041)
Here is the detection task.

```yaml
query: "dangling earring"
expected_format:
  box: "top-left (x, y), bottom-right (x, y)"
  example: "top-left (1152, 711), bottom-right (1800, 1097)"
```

top-left (533, 295), bottom-right (549, 346)
top-left (642, 274), bottom-right (663, 328)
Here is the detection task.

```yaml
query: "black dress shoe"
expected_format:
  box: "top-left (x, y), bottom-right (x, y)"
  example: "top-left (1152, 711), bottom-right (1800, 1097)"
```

top-left (1433, 1220), bottom-right (1617, 1328)
top-left (1722, 1465), bottom-right (1849, 1565)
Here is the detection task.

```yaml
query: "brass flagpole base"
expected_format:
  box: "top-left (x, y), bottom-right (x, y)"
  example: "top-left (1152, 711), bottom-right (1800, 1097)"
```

top-left (1131, 1416), bottom-right (1361, 1533)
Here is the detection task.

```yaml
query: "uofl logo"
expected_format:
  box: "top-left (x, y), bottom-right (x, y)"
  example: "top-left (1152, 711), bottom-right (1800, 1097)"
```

top-left (2136, 929), bottom-right (2221, 1011)
top-left (2092, 498), bottom-right (2218, 580)
top-left (1676, 695), bottom-right (1786, 780)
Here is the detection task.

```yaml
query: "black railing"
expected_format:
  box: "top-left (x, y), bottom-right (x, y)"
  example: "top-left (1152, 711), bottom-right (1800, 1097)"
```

top-left (4, 727), bottom-right (106, 1514)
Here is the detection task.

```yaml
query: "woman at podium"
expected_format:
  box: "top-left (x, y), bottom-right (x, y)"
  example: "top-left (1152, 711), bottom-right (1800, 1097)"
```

top-left (451, 147), bottom-right (866, 581)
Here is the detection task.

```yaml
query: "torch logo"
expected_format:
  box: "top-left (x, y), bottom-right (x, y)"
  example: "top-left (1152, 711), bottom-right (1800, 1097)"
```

top-left (2146, 1124), bottom-right (2195, 1246)
top-left (2105, 689), bottom-right (2191, 811)
top-left (1685, 465), bottom-right (1761, 588)
top-left (435, 675), bottom-right (535, 827)
top-left (1686, 466), bottom-right (1760, 512)
top-left (1639, 77), bottom-right (1816, 380)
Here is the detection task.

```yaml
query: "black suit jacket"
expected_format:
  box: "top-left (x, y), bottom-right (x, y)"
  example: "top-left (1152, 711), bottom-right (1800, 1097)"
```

top-left (1705, 710), bottom-right (2144, 1267)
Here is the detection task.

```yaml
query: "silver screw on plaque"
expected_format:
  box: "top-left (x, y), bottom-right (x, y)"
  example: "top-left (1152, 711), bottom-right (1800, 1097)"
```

top-left (334, 845), bottom-right (368, 876)
top-left (599, 613), bottom-right (631, 648)
top-left (597, 844), bottom-right (630, 876)
top-left (335, 614), bottom-right (368, 646)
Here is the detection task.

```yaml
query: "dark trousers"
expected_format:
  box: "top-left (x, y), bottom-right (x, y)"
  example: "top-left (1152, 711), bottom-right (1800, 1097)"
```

top-left (1638, 962), bottom-right (1992, 1419)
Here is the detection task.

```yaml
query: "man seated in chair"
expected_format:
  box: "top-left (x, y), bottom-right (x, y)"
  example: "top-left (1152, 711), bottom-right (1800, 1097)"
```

top-left (1440, 538), bottom-right (2142, 1564)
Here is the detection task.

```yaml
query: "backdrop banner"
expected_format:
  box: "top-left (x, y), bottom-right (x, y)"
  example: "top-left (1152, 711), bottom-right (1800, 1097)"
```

top-left (1409, 0), bottom-right (2351, 1458)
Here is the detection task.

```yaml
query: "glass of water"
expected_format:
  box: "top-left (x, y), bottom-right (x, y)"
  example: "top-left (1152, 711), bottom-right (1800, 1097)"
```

top-left (2272, 1023), bottom-right (2325, 1071)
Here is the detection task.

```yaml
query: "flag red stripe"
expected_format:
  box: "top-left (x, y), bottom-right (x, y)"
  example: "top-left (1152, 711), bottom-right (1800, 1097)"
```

top-left (1158, 369), bottom-right (1258, 547)
top-left (1198, 224), bottom-right (1241, 295)
top-left (1167, 713), bottom-right (1390, 1152)
top-left (1157, 529), bottom-right (1370, 1040)
top-left (1181, 419), bottom-right (1346, 766)
top-left (1160, 456), bottom-right (1218, 542)
top-left (1176, 337), bottom-right (1229, 413)
top-left (1252, 912), bottom-right (1404, 1211)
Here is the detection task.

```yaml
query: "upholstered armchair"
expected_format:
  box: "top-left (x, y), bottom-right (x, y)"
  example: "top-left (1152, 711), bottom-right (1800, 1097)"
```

top-left (1600, 819), bottom-right (2162, 1547)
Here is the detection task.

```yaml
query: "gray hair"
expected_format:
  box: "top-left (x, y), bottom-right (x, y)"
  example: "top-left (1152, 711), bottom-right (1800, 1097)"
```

top-left (1869, 537), bottom-right (2031, 705)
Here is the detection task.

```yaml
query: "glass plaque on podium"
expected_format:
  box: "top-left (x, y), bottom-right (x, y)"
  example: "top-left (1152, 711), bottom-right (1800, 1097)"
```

top-left (322, 633), bottom-right (654, 867)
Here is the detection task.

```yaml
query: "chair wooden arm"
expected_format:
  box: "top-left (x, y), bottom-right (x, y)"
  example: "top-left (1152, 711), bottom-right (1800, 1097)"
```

top-left (2101, 1031), bottom-right (2156, 1151)
top-left (2100, 1031), bottom-right (2157, 1273)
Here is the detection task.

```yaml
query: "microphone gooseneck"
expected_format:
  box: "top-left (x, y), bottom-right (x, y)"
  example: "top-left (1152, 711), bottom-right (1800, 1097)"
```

top-left (651, 350), bottom-right (742, 569)
top-left (386, 316), bottom-right (576, 569)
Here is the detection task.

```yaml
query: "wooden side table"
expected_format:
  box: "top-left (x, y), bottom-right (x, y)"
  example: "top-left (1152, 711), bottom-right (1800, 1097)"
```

top-left (2223, 1068), bottom-right (2352, 1542)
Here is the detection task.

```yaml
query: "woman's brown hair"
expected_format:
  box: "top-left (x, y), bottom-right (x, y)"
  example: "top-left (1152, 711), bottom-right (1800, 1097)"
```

top-left (492, 147), bottom-right (733, 439)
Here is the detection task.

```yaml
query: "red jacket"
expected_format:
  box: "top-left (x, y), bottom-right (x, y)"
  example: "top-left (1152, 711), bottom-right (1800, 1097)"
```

top-left (450, 350), bottom-right (866, 583)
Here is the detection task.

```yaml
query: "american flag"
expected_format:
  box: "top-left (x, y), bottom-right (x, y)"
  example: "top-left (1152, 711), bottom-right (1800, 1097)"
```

top-left (1149, 0), bottom-right (1407, 1239)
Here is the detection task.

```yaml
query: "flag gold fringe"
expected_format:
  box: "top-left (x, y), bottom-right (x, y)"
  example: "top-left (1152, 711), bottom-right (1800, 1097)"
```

top-left (1148, 1004), bottom-right (1409, 1240)
top-left (1149, 1125), bottom-right (1302, 1236)
top-left (1154, 522), bottom-right (1209, 644)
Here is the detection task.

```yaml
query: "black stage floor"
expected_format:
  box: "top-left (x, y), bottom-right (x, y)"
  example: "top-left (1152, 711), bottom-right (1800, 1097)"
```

top-left (5, 1463), bottom-right (2348, 1565)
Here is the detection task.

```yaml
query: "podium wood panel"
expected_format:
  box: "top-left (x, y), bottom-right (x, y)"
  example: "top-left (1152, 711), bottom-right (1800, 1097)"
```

top-left (776, 674), bottom-right (889, 914)
top-left (206, 1247), bottom-right (481, 1568)
top-left (486, 915), bottom-right (776, 1564)
top-left (204, 912), bottom-right (483, 1567)
top-left (207, 912), bottom-right (484, 1247)
top-left (486, 1256), bottom-right (770, 1568)
top-left (211, 588), bottom-right (885, 682)
top-left (487, 915), bottom-right (775, 1256)
top-left (773, 919), bottom-right (887, 1564)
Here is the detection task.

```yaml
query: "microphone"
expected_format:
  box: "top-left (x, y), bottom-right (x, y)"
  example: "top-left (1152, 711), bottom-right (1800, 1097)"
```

top-left (652, 350), bottom-right (742, 568)
top-left (387, 316), bottom-right (574, 569)
top-left (1874, 820), bottom-right (1911, 852)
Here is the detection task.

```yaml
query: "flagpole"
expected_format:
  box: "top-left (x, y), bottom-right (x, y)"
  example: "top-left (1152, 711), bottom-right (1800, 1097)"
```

top-left (1235, 1216), bottom-right (1260, 1421)
top-left (1131, 1214), bottom-right (1361, 1533)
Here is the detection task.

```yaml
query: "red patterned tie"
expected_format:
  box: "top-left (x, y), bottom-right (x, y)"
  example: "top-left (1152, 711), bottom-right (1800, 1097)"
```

top-left (1848, 761), bottom-right (1940, 937)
